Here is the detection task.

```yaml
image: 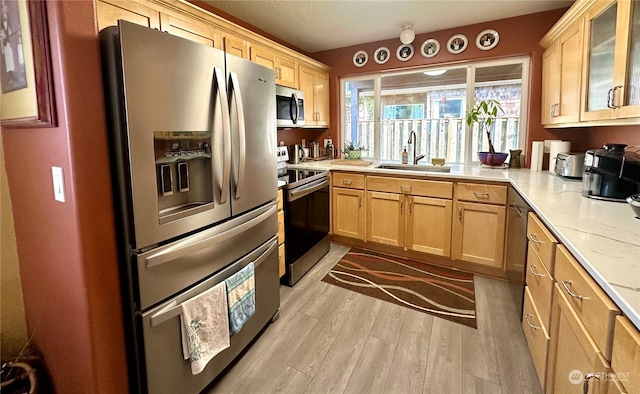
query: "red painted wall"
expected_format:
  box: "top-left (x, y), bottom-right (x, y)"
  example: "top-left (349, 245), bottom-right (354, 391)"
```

top-left (1, 1), bottom-right (127, 392)
top-left (305, 9), bottom-right (639, 165)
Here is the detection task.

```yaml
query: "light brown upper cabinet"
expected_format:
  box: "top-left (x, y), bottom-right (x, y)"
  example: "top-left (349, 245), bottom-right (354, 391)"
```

top-left (96, 0), bottom-right (160, 31)
top-left (299, 65), bottom-right (330, 128)
top-left (159, 13), bottom-right (223, 49)
top-left (582, 0), bottom-right (640, 121)
top-left (250, 46), bottom-right (298, 88)
top-left (223, 35), bottom-right (249, 60)
top-left (541, 20), bottom-right (583, 125)
top-left (541, 0), bottom-right (640, 126)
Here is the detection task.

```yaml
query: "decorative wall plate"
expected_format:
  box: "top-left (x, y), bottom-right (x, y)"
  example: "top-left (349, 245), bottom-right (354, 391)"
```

top-left (447, 34), bottom-right (468, 54)
top-left (396, 44), bottom-right (414, 61)
top-left (373, 47), bottom-right (390, 64)
top-left (420, 39), bottom-right (440, 58)
top-left (476, 29), bottom-right (499, 50)
top-left (353, 50), bottom-right (368, 67)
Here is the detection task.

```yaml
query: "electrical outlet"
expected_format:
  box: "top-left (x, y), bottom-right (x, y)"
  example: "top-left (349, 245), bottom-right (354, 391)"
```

top-left (324, 139), bottom-right (332, 147)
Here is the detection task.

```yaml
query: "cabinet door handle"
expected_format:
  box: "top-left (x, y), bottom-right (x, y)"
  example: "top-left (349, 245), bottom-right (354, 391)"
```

top-left (583, 373), bottom-right (600, 394)
top-left (524, 314), bottom-right (541, 330)
top-left (342, 179), bottom-right (353, 185)
top-left (400, 200), bottom-right (403, 213)
top-left (561, 280), bottom-right (589, 300)
top-left (473, 191), bottom-right (489, 198)
top-left (409, 200), bottom-right (413, 215)
top-left (607, 87), bottom-right (615, 109)
top-left (358, 196), bottom-right (362, 207)
top-left (527, 233), bottom-right (543, 244)
top-left (458, 207), bottom-right (462, 221)
top-left (528, 265), bottom-right (546, 278)
top-left (550, 104), bottom-right (555, 118)
top-left (512, 202), bottom-right (523, 217)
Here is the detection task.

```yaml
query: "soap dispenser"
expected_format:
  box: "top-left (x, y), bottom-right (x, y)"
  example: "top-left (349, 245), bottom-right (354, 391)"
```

top-left (402, 146), bottom-right (409, 164)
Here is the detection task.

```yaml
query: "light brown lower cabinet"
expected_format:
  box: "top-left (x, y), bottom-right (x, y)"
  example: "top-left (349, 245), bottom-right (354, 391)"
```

top-left (451, 201), bottom-right (506, 268)
top-left (522, 286), bottom-right (551, 388)
top-left (332, 187), bottom-right (365, 240)
top-left (366, 191), bottom-right (452, 256)
top-left (546, 283), bottom-right (611, 394)
top-left (405, 195), bottom-right (452, 257)
top-left (366, 191), bottom-right (404, 247)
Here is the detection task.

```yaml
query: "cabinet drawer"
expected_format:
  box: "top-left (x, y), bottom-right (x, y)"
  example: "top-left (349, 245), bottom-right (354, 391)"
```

top-left (277, 188), bottom-right (283, 211)
top-left (367, 176), bottom-right (452, 199)
top-left (456, 182), bottom-right (507, 204)
top-left (611, 316), bottom-right (639, 394)
top-left (526, 247), bottom-right (554, 332)
top-left (278, 243), bottom-right (285, 278)
top-left (527, 213), bottom-right (558, 273)
top-left (277, 210), bottom-right (285, 245)
top-left (333, 172), bottom-right (365, 190)
top-left (522, 286), bottom-right (550, 388)
top-left (554, 245), bottom-right (620, 360)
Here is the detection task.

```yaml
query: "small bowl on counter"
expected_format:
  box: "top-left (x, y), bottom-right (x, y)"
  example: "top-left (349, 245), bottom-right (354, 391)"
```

top-left (431, 158), bottom-right (446, 166)
top-left (627, 194), bottom-right (640, 219)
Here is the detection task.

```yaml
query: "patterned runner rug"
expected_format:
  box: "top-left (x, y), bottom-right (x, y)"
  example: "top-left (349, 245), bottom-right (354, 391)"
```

top-left (322, 248), bottom-right (477, 328)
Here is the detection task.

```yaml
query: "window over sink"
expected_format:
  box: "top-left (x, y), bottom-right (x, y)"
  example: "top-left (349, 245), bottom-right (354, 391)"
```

top-left (340, 57), bottom-right (529, 164)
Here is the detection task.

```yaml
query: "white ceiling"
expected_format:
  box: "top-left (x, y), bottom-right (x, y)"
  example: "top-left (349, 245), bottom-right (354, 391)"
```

top-left (201, 0), bottom-right (574, 53)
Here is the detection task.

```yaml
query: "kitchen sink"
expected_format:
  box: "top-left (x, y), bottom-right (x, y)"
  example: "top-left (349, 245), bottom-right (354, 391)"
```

top-left (375, 163), bottom-right (451, 173)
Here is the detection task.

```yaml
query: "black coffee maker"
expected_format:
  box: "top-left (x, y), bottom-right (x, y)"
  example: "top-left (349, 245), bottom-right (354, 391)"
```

top-left (582, 143), bottom-right (640, 202)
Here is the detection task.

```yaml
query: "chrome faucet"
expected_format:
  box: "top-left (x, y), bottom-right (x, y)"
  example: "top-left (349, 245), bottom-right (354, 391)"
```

top-left (407, 131), bottom-right (425, 164)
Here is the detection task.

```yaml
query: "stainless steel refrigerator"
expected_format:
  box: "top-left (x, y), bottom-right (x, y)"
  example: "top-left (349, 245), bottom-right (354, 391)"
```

top-left (100, 20), bottom-right (279, 394)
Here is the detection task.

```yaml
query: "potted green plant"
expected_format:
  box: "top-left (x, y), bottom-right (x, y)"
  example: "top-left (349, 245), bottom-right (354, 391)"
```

top-left (466, 99), bottom-right (508, 166)
top-left (342, 141), bottom-right (366, 160)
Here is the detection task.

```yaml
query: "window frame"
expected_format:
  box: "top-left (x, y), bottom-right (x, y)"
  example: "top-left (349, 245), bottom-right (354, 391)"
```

top-left (340, 56), bottom-right (530, 163)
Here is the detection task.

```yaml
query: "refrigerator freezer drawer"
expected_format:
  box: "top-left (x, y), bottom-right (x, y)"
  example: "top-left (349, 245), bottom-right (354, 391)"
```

top-left (135, 202), bottom-right (277, 311)
top-left (140, 236), bottom-right (279, 394)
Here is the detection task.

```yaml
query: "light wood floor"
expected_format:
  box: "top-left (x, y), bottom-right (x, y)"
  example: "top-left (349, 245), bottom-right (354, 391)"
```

top-left (206, 243), bottom-right (542, 394)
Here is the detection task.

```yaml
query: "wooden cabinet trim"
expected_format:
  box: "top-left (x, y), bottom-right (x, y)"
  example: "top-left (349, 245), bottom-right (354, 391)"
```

top-left (554, 245), bottom-right (620, 360)
top-left (527, 213), bottom-right (558, 273)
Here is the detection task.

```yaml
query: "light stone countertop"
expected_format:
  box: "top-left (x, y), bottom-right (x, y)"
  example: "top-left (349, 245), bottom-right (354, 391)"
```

top-left (287, 159), bottom-right (640, 329)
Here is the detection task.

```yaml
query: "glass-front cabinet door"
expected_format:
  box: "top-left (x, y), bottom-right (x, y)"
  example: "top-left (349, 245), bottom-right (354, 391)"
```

top-left (615, 0), bottom-right (640, 118)
top-left (582, 0), bottom-right (640, 121)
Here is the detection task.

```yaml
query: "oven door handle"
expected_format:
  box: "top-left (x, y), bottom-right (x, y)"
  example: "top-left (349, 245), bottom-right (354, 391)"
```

top-left (145, 204), bottom-right (276, 268)
top-left (287, 177), bottom-right (329, 202)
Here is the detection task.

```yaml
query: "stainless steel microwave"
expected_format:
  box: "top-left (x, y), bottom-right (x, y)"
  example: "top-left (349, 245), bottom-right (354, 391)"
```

top-left (276, 85), bottom-right (305, 128)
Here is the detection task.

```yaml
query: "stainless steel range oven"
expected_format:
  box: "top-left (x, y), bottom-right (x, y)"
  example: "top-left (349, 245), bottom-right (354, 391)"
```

top-left (278, 168), bottom-right (330, 285)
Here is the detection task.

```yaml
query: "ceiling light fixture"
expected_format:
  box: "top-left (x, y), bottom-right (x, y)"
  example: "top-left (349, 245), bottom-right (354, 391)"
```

top-left (400, 24), bottom-right (415, 45)
top-left (423, 69), bottom-right (447, 76)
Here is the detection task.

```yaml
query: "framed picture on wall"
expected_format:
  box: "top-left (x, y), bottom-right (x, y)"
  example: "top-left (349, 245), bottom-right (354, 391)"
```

top-left (396, 44), bottom-right (414, 61)
top-left (1, 0), bottom-right (56, 128)
top-left (353, 50), bottom-right (368, 67)
top-left (476, 29), bottom-right (499, 50)
top-left (373, 47), bottom-right (390, 64)
top-left (446, 34), bottom-right (468, 55)
top-left (420, 39), bottom-right (440, 58)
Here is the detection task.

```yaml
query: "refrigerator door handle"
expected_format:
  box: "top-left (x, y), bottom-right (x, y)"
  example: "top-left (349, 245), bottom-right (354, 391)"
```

top-left (229, 71), bottom-right (246, 199)
top-left (145, 204), bottom-right (276, 268)
top-left (148, 237), bottom-right (277, 327)
top-left (214, 67), bottom-right (232, 204)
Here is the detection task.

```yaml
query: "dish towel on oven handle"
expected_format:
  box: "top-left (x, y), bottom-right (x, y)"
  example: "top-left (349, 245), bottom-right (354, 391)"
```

top-left (225, 262), bottom-right (256, 335)
top-left (180, 281), bottom-right (230, 375)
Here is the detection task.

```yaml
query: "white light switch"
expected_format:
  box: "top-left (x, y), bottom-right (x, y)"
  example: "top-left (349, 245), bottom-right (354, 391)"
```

top-left (52, 166), bottom-right (65, 202)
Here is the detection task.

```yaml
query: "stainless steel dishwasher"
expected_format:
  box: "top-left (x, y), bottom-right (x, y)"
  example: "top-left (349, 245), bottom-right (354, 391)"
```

top-left (505, 187), bottom-right (531, 318)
